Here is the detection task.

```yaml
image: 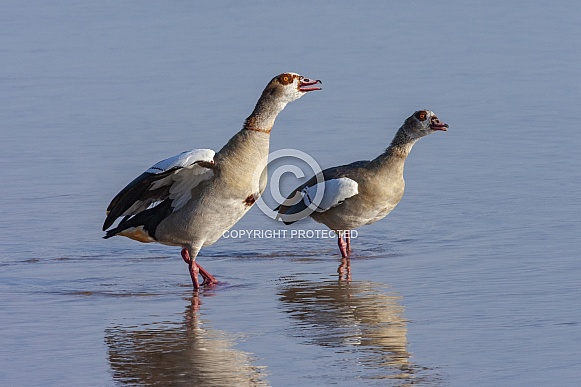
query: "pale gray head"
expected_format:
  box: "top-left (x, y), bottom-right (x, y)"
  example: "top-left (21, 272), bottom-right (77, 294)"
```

top-left (402, 110), bottom-right (448, 140)
top-left (262, 72), bottom-right (322, 105)
top-left (245, 72), bottom-right (321, 132)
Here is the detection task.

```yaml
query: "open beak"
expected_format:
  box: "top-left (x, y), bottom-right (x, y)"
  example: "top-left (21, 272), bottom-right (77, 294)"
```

top-left (299, 77), bottom-right (322, 92)
top-left (430, 116), bottom-right (449, 131)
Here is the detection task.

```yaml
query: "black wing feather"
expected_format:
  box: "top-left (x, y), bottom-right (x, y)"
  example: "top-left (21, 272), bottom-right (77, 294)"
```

top-left (102, 169), bottom-right (177, 231)
top-left (103, 199), bottom-right (174, 239)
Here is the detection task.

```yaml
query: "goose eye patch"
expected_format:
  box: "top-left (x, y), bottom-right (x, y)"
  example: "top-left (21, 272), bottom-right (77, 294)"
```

top-left (279, 74), bottom-right (293, 85)
top-left (415, 111), bottom-right (427, 121)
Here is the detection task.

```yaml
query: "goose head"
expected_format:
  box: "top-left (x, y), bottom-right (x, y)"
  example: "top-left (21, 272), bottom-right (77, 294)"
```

top-left (403, 110), bottom-right (448, 140)
top-left (264, 72), bottom-right (322, 104)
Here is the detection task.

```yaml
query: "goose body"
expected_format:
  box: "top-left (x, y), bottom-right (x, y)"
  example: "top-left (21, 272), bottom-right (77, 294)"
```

top-left (277, 110), bottom-right (448, 259)
top-left (104, 73), bottom-right (321, 289)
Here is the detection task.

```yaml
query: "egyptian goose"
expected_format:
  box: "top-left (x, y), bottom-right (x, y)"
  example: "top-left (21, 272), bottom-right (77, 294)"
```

top-left (277, 110), bottom-right (447, 259)
top-left (103, 73), bottom-right (321, 289)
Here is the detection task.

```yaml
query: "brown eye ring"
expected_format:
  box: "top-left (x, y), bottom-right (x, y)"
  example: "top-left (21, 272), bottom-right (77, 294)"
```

top-left (279, 73), bottom-right (293, 85)
top-left (415, 111), bottom-right (427, 121)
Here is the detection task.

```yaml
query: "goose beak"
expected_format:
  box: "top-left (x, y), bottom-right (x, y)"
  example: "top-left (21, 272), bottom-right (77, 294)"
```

top-left (299, 78), bottom-right (322, 92)
top-left (430, 116), bottom-right (449, 131)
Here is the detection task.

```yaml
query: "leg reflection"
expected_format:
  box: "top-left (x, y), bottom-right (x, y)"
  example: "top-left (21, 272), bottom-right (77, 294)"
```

top-left (277, 277), bottom-right (439, 384)
top-left (337, 256), bottom-right (351, 281)
top-left (105, 294), bottom-right (268, 385)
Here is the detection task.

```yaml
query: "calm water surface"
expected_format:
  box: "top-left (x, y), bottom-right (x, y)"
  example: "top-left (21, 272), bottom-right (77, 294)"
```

top-left (1, 1), bottom-right (580, 386)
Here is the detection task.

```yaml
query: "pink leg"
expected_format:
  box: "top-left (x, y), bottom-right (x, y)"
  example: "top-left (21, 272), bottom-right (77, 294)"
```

top-left (181, 248), bottom-right (218, 289)
top-left (345, 230), bottom-right (352, 252)
top-left (337, 234), bottom-right (349, 258)
top-left (181, 247), bottom-right (191, 265)
top-left (197, 264), bottom-right (218, 286)
top-left (190, 260), bottom-right (201, 290)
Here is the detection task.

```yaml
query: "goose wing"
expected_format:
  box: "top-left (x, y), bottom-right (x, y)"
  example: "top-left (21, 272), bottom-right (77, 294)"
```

top-left (276, 161), bottom-right (366, 224)
top-left (103, 149), bottom-right (216, 231)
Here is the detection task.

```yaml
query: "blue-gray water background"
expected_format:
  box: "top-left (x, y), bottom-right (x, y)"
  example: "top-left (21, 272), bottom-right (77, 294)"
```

top-left (1, 1), bottom-right (580, 385)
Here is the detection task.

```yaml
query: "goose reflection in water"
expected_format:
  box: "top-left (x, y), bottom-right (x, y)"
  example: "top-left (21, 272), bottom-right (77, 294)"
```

top-left (105, 295), bottom-right (269, 386)
top-left (278, 278), bottom-right (436, 385)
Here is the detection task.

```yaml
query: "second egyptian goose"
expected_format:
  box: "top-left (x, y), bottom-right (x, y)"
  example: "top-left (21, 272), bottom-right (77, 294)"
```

top-left (277, 110), bottom-right (448, 259)
top-left (103, 73), bottom-right (321, 289)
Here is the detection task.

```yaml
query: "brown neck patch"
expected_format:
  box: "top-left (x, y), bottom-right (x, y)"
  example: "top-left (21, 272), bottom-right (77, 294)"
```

top-left (244, 194), bottom-right (257, 207)
top-left (243, 116), bottom-right (272, 133)
top-left (244, 126), bottom-right (272, 133)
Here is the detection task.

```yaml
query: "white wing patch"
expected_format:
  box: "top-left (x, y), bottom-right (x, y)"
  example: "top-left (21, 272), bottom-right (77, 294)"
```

top-left (153, 149), bottom-right (215, 211)
top-left (140, 149), bottom-right (216, 213)
top-left (121, 199), bottom-right (157, 217)
top-left (168, 169), bottom-right (214, 210)
top-left (302, 177), bottom-right (358, 212)
top-left (146, 149), bottom-right (215, 174)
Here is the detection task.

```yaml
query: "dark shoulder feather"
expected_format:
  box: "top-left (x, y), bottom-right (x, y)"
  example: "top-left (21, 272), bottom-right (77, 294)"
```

top-left (276, 160), bottom-right (369, 223)
top-left (103, 199), bottom-right (173, 239)
top-left (103, 169), bottom-right (177, 231)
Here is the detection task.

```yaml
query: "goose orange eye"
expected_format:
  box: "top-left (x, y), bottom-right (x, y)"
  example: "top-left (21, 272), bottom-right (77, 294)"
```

top-left (416, 111), bottom-right (427, 121)
top-left (279, 74), bottom-right (293, 85)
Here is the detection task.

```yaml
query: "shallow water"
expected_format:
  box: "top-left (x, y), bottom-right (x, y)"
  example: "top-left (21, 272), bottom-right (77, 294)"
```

top-left (1, 1), bottom-right (580, 386)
